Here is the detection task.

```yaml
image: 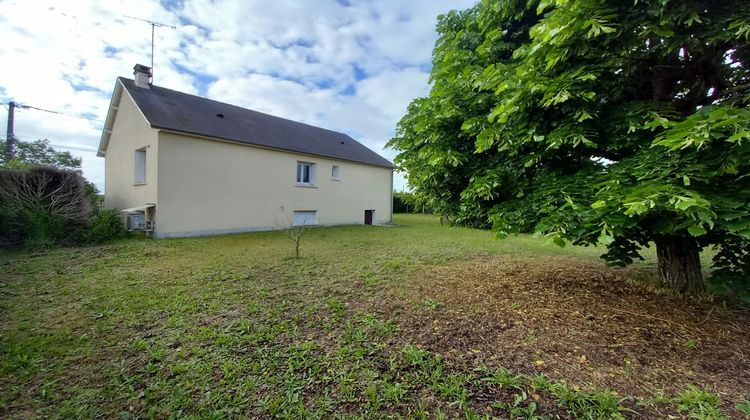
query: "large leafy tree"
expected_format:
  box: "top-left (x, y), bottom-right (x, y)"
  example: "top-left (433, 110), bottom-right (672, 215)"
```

top-left (389, 0), bottom-right (750, 293)
top-left (0, 138), bottom-right (82, 170)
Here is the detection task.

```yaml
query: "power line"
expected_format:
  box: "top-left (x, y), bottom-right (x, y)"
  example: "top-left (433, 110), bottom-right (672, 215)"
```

top-left (50, 143), bottom-right (98, 152)
top-left (1, 135), bottom-right (98, 152)
top-left (15, 110), bottom-right (103, 129)
top-left (16, 103), bottom-right (105, 123)
top-left (12, 134), bottom-right (58, 141)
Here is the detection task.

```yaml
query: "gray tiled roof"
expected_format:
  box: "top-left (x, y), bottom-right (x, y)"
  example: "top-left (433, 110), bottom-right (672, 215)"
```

top-left (119, 77), bottom-right (393, 168)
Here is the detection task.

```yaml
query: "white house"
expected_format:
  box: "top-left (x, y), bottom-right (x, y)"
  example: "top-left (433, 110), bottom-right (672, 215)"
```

top-left (97, 65), bottom-right (394, 238)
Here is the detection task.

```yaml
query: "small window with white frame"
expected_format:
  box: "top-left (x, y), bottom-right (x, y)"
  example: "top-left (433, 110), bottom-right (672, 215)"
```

top-left (296, 161), bottom-right (316, 186)
top-left (293, 210), bottom-right (317, 226)
top-left (134, 147), bottom-right (147, 184)
top-left (331, 165), bottom-right (340, 180)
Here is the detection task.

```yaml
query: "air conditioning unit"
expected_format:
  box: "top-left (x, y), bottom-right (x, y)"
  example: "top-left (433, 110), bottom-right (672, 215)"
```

top-left (126, 212), bottom-right (147, 230)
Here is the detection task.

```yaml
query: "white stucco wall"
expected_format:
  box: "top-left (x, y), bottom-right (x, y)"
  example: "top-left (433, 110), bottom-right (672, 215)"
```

top-left (103, 89), bottom-right (158, 212)
top-left (154, 131), bottom-right (393, 238)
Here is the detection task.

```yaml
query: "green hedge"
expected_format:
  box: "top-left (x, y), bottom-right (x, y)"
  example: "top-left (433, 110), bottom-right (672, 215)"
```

top-left (0, 166), bottom-right (127, 247)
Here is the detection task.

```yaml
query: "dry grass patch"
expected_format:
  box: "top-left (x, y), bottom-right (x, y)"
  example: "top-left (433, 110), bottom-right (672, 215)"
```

top-left (394, 255), bottom-right (750, 415)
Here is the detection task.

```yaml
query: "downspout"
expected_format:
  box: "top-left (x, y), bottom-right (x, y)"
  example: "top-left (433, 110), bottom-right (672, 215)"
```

top-left (389, 169), bottom-right (394, 223)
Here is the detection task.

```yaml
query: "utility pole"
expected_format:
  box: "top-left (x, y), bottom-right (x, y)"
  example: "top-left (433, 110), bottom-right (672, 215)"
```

top-left (124, 16), bottom-right (176, 84)
top-left (5, 101), bottom-right (15, 161)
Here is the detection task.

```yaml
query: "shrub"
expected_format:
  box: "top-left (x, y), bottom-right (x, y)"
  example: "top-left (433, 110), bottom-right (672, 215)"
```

top-left (0, 166), bottom-right (91, 247)
top-left (0, 204), bottom-right (23, 245)
top-left (709, 237), bottom-right (750, 302)
top-left (80, 208), bottom-right (130, 244)
top-left (24, 211), bottom-right (66, 248)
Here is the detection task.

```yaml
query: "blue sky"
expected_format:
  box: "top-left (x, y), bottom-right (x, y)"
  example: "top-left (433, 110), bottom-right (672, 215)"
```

top-left (0, 0), bottom-right (475, 191)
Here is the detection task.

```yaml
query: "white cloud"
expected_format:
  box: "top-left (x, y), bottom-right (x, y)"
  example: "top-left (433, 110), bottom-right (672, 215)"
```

top-left (0, 0), bottom-right (476, 192)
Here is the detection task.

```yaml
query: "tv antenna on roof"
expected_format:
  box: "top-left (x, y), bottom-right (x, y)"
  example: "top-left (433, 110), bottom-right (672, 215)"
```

top-left (124, 15), bottom-right (176, 84)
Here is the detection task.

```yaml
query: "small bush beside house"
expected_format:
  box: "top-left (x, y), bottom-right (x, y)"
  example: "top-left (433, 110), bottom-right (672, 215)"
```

top-left (79, 208), bottom-right (131, 244)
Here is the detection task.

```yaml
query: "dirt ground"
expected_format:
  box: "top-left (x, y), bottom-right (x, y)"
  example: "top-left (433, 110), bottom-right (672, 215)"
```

top-left (370, 255), bottom-right (750, 416)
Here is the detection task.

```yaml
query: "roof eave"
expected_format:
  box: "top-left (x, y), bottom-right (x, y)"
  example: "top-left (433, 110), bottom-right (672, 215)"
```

top-left (96, 79), bottom-right (124, 157)
top-left (156, 127), bottom-right (395, 169)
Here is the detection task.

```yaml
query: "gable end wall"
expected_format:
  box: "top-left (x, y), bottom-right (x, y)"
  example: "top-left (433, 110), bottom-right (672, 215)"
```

top-left (103, 91), bottom-right (159, 212)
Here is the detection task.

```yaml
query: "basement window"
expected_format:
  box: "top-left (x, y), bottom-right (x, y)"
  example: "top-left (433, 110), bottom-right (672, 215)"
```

top-left (293, 210), bottom-right (318, 226)
top-left (134, 147), bottom-right (147, 184)
top-left (296, 162), bottom-right (316, 186)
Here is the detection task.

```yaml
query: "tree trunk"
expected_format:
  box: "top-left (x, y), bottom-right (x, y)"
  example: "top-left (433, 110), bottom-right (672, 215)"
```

top-left (655, 236), bottom-right (704, 294)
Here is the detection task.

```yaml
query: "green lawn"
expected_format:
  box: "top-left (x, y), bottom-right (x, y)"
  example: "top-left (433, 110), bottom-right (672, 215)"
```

top-left (1, 214), bottom-right (746, 418)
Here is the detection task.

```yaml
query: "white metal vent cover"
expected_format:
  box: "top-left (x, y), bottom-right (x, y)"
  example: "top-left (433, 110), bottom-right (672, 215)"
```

top-left (292, 210), bottom-right (317, 226)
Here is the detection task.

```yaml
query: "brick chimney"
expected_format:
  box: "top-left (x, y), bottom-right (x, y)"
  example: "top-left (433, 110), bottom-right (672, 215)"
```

top-left (133, 64), bottom-right (152, 88)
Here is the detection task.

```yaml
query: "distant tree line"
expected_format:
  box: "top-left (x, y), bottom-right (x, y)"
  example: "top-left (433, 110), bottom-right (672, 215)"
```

top-left (393, 191), bottom-right (435, 214)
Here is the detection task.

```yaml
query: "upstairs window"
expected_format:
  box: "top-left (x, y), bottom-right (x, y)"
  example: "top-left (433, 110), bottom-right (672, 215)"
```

top-left (296, 162), bottom-right (316, 185)
top-left (134, 148), bottom-right (147, 184)
top-left (331, 165), bottom-right (340, 180)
